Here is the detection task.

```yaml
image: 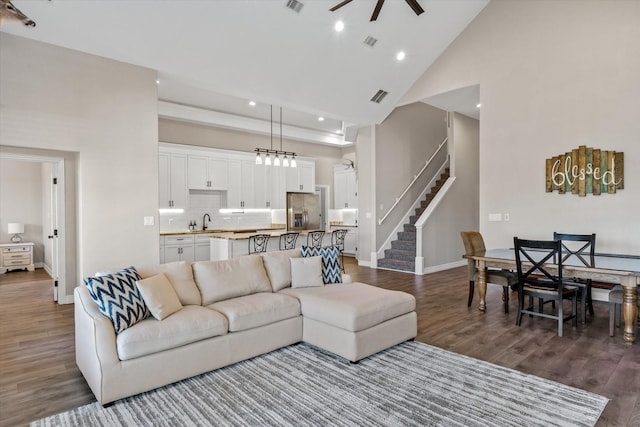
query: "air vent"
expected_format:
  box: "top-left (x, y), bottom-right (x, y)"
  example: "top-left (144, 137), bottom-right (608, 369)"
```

top-left (370, 90), bottom-right (388, 104)
top-left (285, 0), bottom-right (304, 13)
top-left (363, 36), bottom-right (378, 47)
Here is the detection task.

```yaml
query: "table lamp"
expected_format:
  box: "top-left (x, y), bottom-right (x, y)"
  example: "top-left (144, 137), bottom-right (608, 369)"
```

top-left (8, 223), bottom-right (24, 243)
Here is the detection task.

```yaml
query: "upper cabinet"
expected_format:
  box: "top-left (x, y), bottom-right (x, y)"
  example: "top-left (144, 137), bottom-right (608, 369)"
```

top-left (159, 151), bottom-right (188, 209)
top-left (188, 155), bottom-right (228, 190)
top-left (227, 159), bottom-right (255, 208)
top-left (334, 165), bottom-right (357, 209)
top-left (159, 143), bottom-right (315, 210)
top-left (285, 160), bottom-right (316, 193)
top-left (254, 164), bottom-right (284, 209)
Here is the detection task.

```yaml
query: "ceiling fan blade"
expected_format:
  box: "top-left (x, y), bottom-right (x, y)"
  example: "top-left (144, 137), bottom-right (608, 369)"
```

top-left (370, 0), bottom-right (385, 21)
top-left (404, 0), bottom-right (425, 16)
top-left (329, 0), bottom-right (354, 12)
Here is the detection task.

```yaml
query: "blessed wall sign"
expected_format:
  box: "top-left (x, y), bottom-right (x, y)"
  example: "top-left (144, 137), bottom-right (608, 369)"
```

top-left (545, 145), bottom-right (624, 196)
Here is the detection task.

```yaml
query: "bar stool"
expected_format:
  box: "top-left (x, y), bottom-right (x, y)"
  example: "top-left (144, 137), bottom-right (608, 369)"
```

top-left (248, 234), bottom-right (270, 255)
top-left (306, 230), bottom-right (325, 249)
top-left (279, 232), bottom-right (299, 250)
top-left (331, 229), bottom-right (348, 272)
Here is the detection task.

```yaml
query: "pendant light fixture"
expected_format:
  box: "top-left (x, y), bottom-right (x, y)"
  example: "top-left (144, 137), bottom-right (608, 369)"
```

top-left (254, 104), bottom-right (297, 168)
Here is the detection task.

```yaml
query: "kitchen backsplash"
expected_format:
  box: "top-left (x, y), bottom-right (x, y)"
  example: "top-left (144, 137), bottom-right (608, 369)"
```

top-left (160, 190), bottom-right (276, 231)
top-left (159, 190), bottom-right (357, 231)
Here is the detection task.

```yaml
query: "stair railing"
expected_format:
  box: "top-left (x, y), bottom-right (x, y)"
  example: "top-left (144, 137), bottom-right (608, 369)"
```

top-left (378, 137), bottom-right (448, 225)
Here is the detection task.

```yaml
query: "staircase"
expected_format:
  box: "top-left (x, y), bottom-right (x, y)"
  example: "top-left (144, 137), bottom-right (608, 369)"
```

top-left (378, 169), bottom-right (450, 272)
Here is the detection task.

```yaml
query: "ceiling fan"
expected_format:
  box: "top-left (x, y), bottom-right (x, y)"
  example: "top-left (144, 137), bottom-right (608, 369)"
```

top-left (330, 0), bottom-right (425, 22)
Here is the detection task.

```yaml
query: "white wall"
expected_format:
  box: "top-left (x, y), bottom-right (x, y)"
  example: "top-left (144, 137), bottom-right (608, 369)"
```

top-left (0, 159), bottom-right (44, 263)
top-left (422, 113), bottom-right (479, 268)
top-left (401, 0), bottom-right (640, 254)
top-left (0, 34), bottom-right (159, 301)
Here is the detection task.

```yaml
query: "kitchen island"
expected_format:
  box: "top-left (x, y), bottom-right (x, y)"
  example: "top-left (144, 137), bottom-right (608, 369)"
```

top-left (209, 229), bottom-right (336, 261)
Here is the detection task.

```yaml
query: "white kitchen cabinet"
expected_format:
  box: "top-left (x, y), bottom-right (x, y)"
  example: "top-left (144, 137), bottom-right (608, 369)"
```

top-left (159, 152), bottom-right (188, 209)
top-left (195, 235), bottom-right (211, 261)
top-left (254, 164), bottom-right (283, 208)
top-left (343, 228), bottom-right (358, 256)
top-left (164, 234), bottom-right (195, 263)
top-left (285, 160), bottom-right (316, 193)
top-left (227, 159), bottom-right (255, 208)
top-left (188, 155), bottom-right (228, 190)
top-left (159, 236), bottom-right (165, 264)
top-left (334, 166), bottom-right (358, 209)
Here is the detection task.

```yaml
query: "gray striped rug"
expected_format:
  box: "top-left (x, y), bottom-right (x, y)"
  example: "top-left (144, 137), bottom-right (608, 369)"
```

top-left (32, 341), bottom-right (607, 427)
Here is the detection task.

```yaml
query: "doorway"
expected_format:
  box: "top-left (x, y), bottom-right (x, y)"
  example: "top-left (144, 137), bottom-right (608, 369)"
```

top-left (0, 152), bottom-right (66, 303)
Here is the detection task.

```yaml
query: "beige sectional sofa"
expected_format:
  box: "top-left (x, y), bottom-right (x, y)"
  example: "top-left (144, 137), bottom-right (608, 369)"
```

top-left (75, 249), bottom-right (417, 406)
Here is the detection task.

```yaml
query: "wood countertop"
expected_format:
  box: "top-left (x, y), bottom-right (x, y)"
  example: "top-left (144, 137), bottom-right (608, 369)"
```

top-left (160, 225), bottom-right (285, 236)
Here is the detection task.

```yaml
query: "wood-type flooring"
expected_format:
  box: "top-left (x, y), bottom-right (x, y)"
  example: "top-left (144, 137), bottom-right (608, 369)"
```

top-left (1, 260), bottom-right (638, 426)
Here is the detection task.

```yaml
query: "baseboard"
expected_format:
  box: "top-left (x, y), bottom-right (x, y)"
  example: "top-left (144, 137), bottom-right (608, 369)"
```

top-left (422, 259), bottom-right (466, 274)
top-left (58, 294), bottom-right (74, 305)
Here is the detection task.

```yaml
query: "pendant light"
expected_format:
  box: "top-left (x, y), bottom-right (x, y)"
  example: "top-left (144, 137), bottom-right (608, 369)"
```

top-left (253, 104), bottom-right (297, 167)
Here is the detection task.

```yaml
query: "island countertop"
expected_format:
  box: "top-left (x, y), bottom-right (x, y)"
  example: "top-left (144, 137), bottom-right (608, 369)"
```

top-left (210, 229), bottom-right (337, 240)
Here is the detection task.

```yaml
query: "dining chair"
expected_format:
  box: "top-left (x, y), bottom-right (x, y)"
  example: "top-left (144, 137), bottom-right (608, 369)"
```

top-left (553, 232), bottom-right (596, 323)
top-left (306, 230), bottom-right (325, 249)
top-left (331, 229), bottom-right (348, 272)
top-left (608, 285), bottom-right (640, 337)
top-left (248, 234), bottom-right (270, 255)
top-left (460, 231), bottom-right (518, 314)
top-left (279, 232), bottom-right (299, 250)
top-left (514, 237), bottom-right (578, 337)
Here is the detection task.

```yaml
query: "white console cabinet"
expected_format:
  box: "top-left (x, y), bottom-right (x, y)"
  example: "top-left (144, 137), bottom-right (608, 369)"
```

top-left (0, 243), bottom-right (35, 274)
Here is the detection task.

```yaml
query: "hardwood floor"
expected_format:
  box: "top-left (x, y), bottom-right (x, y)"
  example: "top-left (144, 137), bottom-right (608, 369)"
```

top-left (1, 261), bottom-right (639, 426)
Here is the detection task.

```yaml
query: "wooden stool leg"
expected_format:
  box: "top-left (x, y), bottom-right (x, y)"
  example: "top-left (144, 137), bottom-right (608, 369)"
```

top-left (467, 280), bottom-right (475, 307)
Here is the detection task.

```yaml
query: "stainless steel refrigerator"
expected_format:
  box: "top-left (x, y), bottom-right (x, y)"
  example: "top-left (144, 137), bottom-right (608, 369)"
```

top-left (286, 192), bottom-right (321, 231)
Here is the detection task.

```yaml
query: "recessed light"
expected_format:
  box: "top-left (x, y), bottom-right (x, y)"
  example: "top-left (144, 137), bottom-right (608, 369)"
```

top-left (156, 79), bottom-right (160, 84)
top-left (476, 103), bottom-right (482, 108)
top-left (318, 117), bottom-right (325, 121)
top-left (334, 21), bottom-right (344, 32)
top-left (249, 101), bottom-right (256, 106)
top-left (396, 51), bottom-right (406, 61)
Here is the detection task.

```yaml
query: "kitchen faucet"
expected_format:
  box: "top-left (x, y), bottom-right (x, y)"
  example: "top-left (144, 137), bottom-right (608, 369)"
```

top-left (202, 213), bottom-right (211, 231)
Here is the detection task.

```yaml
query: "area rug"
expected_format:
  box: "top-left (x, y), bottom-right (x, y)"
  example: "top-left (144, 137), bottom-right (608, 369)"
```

top-left (31, 341), bottom-right (607, 427)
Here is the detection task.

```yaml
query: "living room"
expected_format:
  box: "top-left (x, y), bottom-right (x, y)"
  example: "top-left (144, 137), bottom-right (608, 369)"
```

top-left (1, 0), bottom-right (639, 425)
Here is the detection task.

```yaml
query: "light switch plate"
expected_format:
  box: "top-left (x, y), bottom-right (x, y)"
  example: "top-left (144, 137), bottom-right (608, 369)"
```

top-left (488, 213), bottom-right (502, 222)
top-left (144, 216), bottom-right (155, 226)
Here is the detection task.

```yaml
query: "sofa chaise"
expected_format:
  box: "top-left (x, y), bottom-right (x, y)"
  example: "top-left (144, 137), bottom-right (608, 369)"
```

top-left (75, 248), bottom-right (417, 405)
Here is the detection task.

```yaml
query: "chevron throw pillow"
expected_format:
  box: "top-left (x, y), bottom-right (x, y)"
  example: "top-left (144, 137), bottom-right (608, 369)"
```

top-left (84, 267), bottom-right (150, 333)
top-left (300, 245), bottom-right (342, 284)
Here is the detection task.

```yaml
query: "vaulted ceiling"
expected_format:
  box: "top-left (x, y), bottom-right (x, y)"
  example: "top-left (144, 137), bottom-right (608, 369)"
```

top-left (1, 0), bottom-right (487, 142)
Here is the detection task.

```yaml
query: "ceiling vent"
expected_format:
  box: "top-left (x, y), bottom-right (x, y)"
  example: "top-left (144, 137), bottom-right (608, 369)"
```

top-left (370, 90), bottom-right (388, 104)
top-left (363, 36), bottom-right (378, 47)
top-left (285, 0), bottom-right (304, 13)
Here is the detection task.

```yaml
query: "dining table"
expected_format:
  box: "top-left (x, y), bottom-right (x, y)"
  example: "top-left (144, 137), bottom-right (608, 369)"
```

top-left (465, 248), bottom-right (640, 344)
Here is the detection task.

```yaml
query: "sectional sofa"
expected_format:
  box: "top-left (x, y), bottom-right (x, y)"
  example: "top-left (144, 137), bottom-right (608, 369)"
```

top-left (75, 248), bottom-right (417, 406)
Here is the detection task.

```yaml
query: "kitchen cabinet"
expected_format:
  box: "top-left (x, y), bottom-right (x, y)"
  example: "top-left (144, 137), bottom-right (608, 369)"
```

top-left (159, 152), bottom-right (188, 209)
top-left (334, 166), bottom-right (358, 209)
top-left (227, 159), bottom-right (255, 208)
top-left (188, 155), bottom-right (228, 190)
top-left (254, 164), bottom-right (284, 208)
top-left (164, 234), bottom-right (195, 263)
top-left (195, 235), bottom-right (211, 261)
top-left (159, 236), bottom-right (165, 264)
top-left (285, 160), bottom-right (316, 193)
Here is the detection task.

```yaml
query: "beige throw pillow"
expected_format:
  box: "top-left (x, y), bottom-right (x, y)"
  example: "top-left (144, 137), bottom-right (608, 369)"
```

top-left (290, 256), bottom-right (324, 288)
top-left (136, 273), bottom-right (183, 320)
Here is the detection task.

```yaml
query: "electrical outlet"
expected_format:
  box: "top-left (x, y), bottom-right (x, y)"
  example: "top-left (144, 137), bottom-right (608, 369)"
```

top-left (504, 213), bottom-right (510, 222)
top-left (144, 216), bottom-right (155, 226)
